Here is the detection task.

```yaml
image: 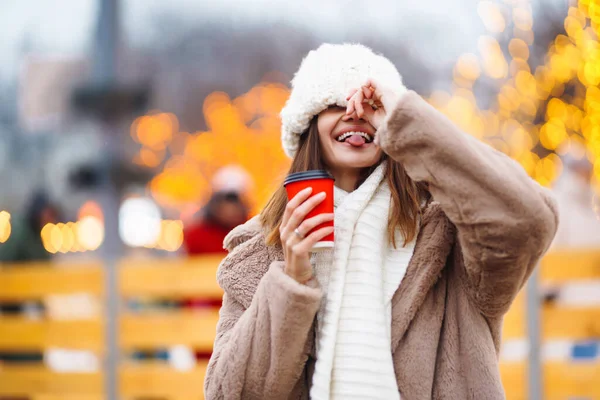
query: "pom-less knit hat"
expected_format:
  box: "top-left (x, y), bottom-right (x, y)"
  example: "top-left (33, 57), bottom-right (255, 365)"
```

top-left (280, 43), bottom-right (408, 158)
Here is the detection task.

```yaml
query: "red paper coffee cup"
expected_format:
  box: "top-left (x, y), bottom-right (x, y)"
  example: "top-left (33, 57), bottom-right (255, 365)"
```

top-left (284, 170), bottom-right (335, 251)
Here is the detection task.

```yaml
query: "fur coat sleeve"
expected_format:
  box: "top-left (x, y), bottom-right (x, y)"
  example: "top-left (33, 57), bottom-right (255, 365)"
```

top-left (377, 90), bottom-right (559, 317)
top-left (203, 230), bottom-right (322, 399)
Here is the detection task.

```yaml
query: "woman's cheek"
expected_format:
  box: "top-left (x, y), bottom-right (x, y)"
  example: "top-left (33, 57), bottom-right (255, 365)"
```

top-left (317, 114), bottom-right (337, 138)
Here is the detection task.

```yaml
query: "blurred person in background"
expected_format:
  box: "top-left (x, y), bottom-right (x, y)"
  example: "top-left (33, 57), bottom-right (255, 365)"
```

top-left (180, 166), bottom-right (252, 361)
top-left (183, 191), bottom-right (249, 254)
top-left (204, 43), bottom-right (558, 399)
top-left (183, 165), bottom-right (252, 255)
top-left (0, 191), bottom-right (59, 263)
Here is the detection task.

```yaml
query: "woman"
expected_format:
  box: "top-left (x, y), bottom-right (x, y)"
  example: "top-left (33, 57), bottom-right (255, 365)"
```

top-left (204, 43), bottom-right (558, 399)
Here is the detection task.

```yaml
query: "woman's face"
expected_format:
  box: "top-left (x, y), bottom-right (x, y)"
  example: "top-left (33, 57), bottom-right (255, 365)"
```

top-left (317, 105), bottom-right (381, 171)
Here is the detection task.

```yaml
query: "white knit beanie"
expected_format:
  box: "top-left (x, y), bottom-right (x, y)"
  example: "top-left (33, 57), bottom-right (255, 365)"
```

top-left (280, 43), bottom-right (407, 158)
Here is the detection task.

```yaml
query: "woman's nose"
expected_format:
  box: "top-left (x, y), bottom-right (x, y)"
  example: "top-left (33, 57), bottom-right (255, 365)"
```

top-left (342, 110), bottom-right (366, 122)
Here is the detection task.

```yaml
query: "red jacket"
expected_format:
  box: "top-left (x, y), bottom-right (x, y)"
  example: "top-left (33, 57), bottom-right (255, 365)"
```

top-left (183, 220), bottom-right (230, 255)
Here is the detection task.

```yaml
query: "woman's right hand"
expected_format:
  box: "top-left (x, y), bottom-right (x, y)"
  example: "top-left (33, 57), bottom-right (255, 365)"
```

top-left (279, 187), bottom-right (335, 284)
top-left (345, 78), bottom-right (404, 133)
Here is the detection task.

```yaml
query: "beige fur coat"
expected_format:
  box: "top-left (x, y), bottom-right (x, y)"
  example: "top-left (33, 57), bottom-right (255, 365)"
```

top-left (204, 91), bottom-right (559, 399)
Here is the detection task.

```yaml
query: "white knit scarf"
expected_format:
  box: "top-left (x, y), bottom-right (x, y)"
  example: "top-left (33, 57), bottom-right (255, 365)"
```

top-left (310, 163), bottom-right (417, 400)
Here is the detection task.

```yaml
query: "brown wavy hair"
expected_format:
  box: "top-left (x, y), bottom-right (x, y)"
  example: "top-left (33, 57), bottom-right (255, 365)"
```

top-left (260, 117), bottom-right (429, 248)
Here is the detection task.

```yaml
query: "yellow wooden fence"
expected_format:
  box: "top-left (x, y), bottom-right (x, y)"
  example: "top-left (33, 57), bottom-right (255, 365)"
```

top-left (0, 251), bottom-right (599, 399)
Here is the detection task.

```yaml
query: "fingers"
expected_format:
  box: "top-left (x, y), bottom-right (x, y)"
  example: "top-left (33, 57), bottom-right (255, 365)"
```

top-left (280, 191), bottom-right (327, 245)
top-left (281, 187), bottom-right (312, 228)
top-left (284, 215), bottom-right (334, 284)
top-left (347, 89), bottom-right (365, 117)
top-left (346, 93), bottom-right (356, 116)
top-left (297, 213), bottom-right (334, 236)
top-left (362, 79), bottom-right (376, 94)
top-left (346, 88), bottom-right (358, 101)
top-left (285, 192), bottom-right (326, 234)
top-left (361, 79), bottom-right (379, 103)
top-left (347, 78), bottom-right (381, 118)
top-left (291, 226), bottom-right (335, 255)
top-left (354, 90), bottom-right (365, 118)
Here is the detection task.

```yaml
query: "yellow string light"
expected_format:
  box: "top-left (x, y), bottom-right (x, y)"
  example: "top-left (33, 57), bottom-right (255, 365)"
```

top-left (430, 0), bottom-right (600, 188)
top-left (141, 83), bottom-right (291, 215)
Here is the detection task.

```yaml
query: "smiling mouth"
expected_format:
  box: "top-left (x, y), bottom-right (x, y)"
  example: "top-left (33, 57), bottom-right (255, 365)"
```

top-left (335, 131), bottom-right (374, 143)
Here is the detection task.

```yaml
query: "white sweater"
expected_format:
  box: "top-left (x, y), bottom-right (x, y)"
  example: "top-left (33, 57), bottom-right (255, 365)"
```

top-left (310, 164), bottom-right (417, 399)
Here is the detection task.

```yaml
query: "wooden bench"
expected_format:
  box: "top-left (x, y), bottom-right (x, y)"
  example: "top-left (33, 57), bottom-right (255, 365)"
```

top-left (500, 249), bottom-right (600, 398)
top-left (1, 250), bottom-right (599, 399)
top-left (0, 257), bottom-right (222, 400)
top-left (0, 262), bottom-right (105, 398)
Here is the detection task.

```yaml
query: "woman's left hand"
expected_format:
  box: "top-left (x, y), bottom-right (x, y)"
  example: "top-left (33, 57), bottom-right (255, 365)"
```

top-left (345, 79), bottom-right (403, 142)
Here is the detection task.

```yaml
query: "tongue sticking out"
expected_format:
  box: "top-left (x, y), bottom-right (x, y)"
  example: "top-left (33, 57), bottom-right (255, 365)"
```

top-left (346, 135), bottom-right (366, 147)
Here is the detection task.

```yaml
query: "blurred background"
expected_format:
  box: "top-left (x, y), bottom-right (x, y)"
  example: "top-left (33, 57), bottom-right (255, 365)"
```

top-left (1, 0), bottom-right (600, 399)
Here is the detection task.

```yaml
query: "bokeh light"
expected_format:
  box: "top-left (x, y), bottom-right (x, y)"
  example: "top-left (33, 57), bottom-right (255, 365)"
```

top-left (454, 53), bottom-right (482, 85)
top-left (77, 216), bottom-right (104, 251)
top-left (39, 201), bottom-right (106, 254)
top-left (119, 197), bottom-right (162, 247)
top-left (59, 223), bottom-right (75, 254)
top-left (137, 83), bottom-right (291, 216)
top-left (131, 113), bottom-right (178, 150)
top-left (0, 211), bottom-right (11, 243)
top-left (148, 219), bottom-right (184, 252)
top-left (478, 1), bottom-right (506, 33)
top-left (513, 6), bottom-right (533, 32)
top-left (479, 36), bottom-right (509, 79)
top-left (428, 1), bottom-right (600, 193)
top-left (78, 200), bottom-right (104, 221)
